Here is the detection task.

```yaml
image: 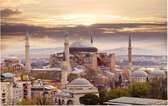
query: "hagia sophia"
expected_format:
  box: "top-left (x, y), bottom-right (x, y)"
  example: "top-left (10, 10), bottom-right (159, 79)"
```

top-left (49, 36), bottom-right (116, 71)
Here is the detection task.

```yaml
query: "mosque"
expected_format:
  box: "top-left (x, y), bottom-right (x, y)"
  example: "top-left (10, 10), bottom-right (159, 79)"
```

top-left (54, 33), bottom-right (99, 105)
top-left (49, 36), bottom-right (116, 71)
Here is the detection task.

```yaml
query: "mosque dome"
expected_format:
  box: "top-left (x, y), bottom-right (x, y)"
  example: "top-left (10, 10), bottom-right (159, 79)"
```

top-left (70, 41), bottom-right (93, 48)
top-left (69, 41), bottom-right (98, 54)
top-left (68, 78), bottom-right (93, 87)
top-left (131, 70), bottom-right (148, 78)
top-left (150, 70), bottom-right (166, 77)
top-left (7, 56), bottom-right (20, 60)
top-left (2, 73), bottom-right (14, 78)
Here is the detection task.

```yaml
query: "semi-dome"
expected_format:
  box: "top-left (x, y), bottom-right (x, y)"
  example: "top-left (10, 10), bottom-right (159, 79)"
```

top-left (68, 78), bottom-right (93, 87)
top-left (150, 70), bottom-right (166, 77)
top-left (69, 41), bottom-right (98, 54)
top-left (131, 70), bottom-right (148, 78)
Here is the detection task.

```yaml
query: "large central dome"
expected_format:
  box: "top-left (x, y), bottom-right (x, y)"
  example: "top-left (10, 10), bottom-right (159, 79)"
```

top-left (70, 41), bottom-right (93, 48)
top-left (69, 41), bottom-right (98, 54)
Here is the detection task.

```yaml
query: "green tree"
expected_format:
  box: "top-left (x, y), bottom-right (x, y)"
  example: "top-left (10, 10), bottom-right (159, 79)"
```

top-left (80, 93), bottom-right (100, 105)
top-left (16, 98), bottom-right (36, 105)
top-left (67, 73), bottom-right (79, 82)
top-left (35, 94), bottom-right (53, 105)
top-left (107, 88), bottom-right (130, 100)
top-left (129, 82), bottom-right (150, 98)
top-left (148, 78), bottom-right (167, 100)
top-left (99, 89), bottom-right (108, 105)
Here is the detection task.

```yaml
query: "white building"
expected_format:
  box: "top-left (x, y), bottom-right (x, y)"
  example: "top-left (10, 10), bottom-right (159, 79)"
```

top-left (149, 69), bottom-right (166, 79)
top-left (31, 84), bottom-right (57, 105)
top-left (56, 78), bottom-right (99, 105)
top-left (0, 81), bottom-right (31, 105)
top-left (0, 82), bottom-right (13, 105)
top-left (130, 70), bottom-right (148, 82)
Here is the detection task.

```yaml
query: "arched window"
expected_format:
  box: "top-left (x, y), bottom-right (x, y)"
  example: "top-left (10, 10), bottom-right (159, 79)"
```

top-left (62, 99), bottom-right (65, 105)
top-left (67, 100), bottom-right (74, 105)
top-left (58, 99), bottom-right (62, 105)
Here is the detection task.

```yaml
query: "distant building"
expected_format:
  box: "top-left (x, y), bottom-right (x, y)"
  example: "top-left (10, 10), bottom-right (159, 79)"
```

top-left (49, 36), bottom-right (116, 71)
top-left (130, 68), bottom-right (167, 82)
top-left (0, 56), bottom-right (25, 72)
top-left (130, 70), bottom-right (148, 82)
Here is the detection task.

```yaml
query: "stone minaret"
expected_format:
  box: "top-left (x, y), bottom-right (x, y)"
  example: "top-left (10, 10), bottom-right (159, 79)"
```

top-left (61, 31), bottom-right (71, 89)
top-left (61, 61), bottom-right (68, 89)
top-left (128, 36), bottom-right (132, 69)
top-left (111, 53), bottom-right (116, 71)
top-left (64, 31), bottom-right (71, 71)
top-left (91, 35), bottom-right (93, 45)
top-left (25, 30), bottom-right (31, 71)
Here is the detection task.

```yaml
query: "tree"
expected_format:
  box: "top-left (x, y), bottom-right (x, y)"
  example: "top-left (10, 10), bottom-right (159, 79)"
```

top-left (67, 73), bottom-right (79, 82)
top-left (148, 78), bottom-right (167, 100)
top-left (16, 98), bottom-right (36, 105)
top-left (129, 82), bottom-right (150, 98)
top-left (35, 94), bottom-right (53, 105)
top-left (99, 89), bottom-right (108, 105)
top-left (107, 88), bottom-right (130, 100)
top-left (80, 93), bottom-right (100, 105)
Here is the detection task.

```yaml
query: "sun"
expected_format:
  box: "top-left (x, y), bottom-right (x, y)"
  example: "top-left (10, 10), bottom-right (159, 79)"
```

top-left (80, 22), bottom-right (94, 26)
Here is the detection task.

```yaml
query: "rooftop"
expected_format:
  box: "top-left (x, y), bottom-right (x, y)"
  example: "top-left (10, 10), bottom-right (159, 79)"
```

top-left (104, 97), bottom-right (167, 105)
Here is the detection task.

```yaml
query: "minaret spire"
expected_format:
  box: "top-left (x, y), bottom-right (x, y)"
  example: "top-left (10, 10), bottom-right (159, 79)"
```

top-left (128, 35), bottom-right (132, 69)
top-left (80, 35), bottom-right (83, 42)
top-left (64, 31), bottom-right (71, 70)
top-left (25, 29), bottom-right (31, 71)
top-left (90, 32), bottom-right (93, 45)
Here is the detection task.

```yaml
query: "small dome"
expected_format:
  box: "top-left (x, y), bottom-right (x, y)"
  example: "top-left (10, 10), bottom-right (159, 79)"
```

top-left (150, 70), bottom-right (166, 77)
top-left (2, 73), bottom-right (14, 78)
top-left (131, 70), bottom-right (148, 77)
top-left (70, 41), bottom-right (93, 48)
top-left (96, 74), bottom-right (108, 79)
top-left (57, 92), bottom-right (72, 97)
top-left (7, 56), bottom-right (20, 60)
top-left (68, 78), bottom-right (93, 86)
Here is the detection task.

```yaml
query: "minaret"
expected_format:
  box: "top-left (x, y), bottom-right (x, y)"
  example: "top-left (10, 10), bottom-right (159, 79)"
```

top-left (90, 32), bottom-right (93, 45)
top-left (91, 35), bottom-right (93, 45)
top-left (61, 61), bottom-right (68, 89)
top-left (128, 36), bottom-right (132, 69)
top-left (61, 31), bottom-right (71, 89)
top-left (64, 31), bottom-right (71, 71)
top-left (25, 30), bottom-right (31, 71)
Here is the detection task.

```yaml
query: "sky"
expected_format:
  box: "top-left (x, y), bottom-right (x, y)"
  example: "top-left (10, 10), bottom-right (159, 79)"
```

top-left (1, 0), bottom-right (167, 55)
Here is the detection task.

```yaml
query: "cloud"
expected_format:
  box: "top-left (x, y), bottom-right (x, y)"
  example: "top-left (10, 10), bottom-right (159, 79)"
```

top-left (1, 0), bottom-right (39, 8)
top-left (1, 22), bottom-right (167, 53)
top-left (1, 8), bottom-right (22, 18)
